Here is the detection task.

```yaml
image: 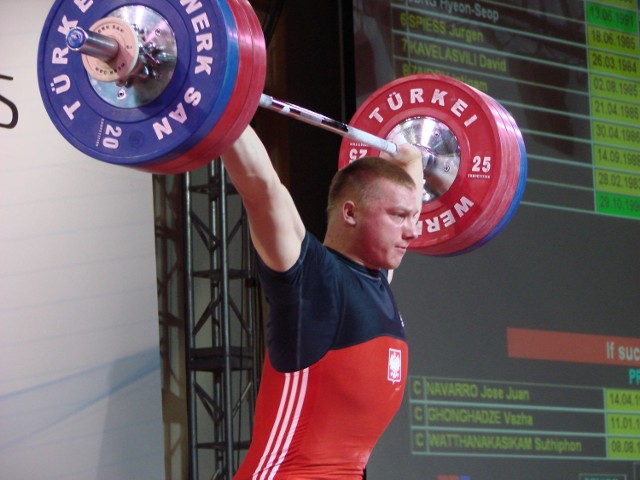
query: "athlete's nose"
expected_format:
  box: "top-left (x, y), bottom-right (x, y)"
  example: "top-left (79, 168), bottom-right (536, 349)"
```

top-left (405, 218), bottom-right (420, 240)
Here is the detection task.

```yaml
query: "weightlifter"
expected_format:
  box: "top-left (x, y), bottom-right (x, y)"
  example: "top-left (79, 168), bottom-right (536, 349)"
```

top-left (222, 125), bottom-right (423, 479)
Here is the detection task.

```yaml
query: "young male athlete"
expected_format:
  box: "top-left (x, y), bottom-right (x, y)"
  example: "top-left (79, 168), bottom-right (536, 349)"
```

top-left (222, 126), bottom-right (423, 479)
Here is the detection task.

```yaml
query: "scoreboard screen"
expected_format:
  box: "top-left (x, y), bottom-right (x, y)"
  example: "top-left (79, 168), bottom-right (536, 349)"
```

top-left (351, 2), bottom-right (640, 479)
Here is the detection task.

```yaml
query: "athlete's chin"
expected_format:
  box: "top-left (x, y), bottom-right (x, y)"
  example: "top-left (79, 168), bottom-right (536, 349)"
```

top-left (369, 248), bottom-right (407, 271)
top-left (386, 252), bottom-right (407, 270)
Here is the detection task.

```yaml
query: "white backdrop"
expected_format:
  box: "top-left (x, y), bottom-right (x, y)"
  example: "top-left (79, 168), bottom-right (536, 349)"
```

top-left (0, 1), bottom-right (165, 479)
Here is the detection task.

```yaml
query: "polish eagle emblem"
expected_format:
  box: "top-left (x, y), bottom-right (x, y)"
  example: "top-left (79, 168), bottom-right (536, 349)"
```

top-left (387, 348), bottom-right (402, 384)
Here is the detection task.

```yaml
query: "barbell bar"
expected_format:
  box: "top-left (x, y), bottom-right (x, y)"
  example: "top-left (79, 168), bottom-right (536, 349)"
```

top-left (258, 94), bottom-right (399, 156)
top-left (64, 24), bottom-right (403, 158)
top-left (37, 0), bottom-right (526, 256)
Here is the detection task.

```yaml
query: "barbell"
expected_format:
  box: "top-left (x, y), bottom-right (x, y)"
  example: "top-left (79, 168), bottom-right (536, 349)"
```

top-left (36, 0), bottom-right (527, 256)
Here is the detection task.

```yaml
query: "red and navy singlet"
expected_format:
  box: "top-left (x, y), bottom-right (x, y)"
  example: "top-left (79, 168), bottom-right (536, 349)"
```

top-left (234, 232), bottom-right (408, 480)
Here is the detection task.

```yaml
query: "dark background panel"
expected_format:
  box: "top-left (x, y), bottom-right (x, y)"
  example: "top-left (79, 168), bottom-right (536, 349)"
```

top-left (254, 1), bottom-right (640, 479)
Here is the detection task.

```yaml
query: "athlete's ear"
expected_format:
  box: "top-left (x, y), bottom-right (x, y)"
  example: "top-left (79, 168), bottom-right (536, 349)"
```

top-left (342, 200), bottom-right (357, 226)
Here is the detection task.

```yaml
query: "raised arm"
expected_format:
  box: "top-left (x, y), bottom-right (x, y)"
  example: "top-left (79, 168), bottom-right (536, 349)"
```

top-left (221, 126), bottom-right (305, 272)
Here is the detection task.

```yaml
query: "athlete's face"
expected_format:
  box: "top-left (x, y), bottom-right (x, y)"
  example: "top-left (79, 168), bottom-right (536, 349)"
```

top-left (353, 178), bottom-right (421, 270)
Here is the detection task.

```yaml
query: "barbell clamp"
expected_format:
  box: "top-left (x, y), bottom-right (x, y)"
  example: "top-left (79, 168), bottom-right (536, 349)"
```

top-left (66, 27), bottom-right (119, 62)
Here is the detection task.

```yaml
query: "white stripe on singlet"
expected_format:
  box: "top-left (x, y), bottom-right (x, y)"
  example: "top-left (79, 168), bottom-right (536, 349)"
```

top-left (252, 368), bottom-right (310, 480)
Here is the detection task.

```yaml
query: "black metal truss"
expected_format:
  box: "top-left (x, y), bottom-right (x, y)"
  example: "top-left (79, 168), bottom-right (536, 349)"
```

top-left (183, 160), bottom-right (263, 480)
top-left (154, 173), bottom-right (189, 480)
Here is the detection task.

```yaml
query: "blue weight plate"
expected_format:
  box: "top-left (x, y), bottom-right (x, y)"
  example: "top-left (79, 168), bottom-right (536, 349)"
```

top-left (148, 0), bottom-right (257, 174)
top-left (38, 0), bottom-right (239, 167)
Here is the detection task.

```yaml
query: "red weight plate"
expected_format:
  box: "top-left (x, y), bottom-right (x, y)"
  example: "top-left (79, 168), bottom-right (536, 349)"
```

top-left (210, 0), bottom-right (266, 156)
top-left (183, 0), bottom-right (260, 167)
top-left (458, 94), bottom-right (527, 253)
top-left (148, 0), bottom-right (257, 174)
top-left (428, 88), bottom-right (521, 255)
top-left (455, 93), bottom-right (526, 253)
top-left (419, 85), bottom-right (519, 255)
top-left (159, 0), bottom-right (266, 174)
top-left (338, 74), bottom-right (509, 255)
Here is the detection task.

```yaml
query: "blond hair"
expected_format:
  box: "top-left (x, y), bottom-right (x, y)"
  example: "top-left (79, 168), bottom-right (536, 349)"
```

top-left (327, 157), bottom-right (416, 218)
